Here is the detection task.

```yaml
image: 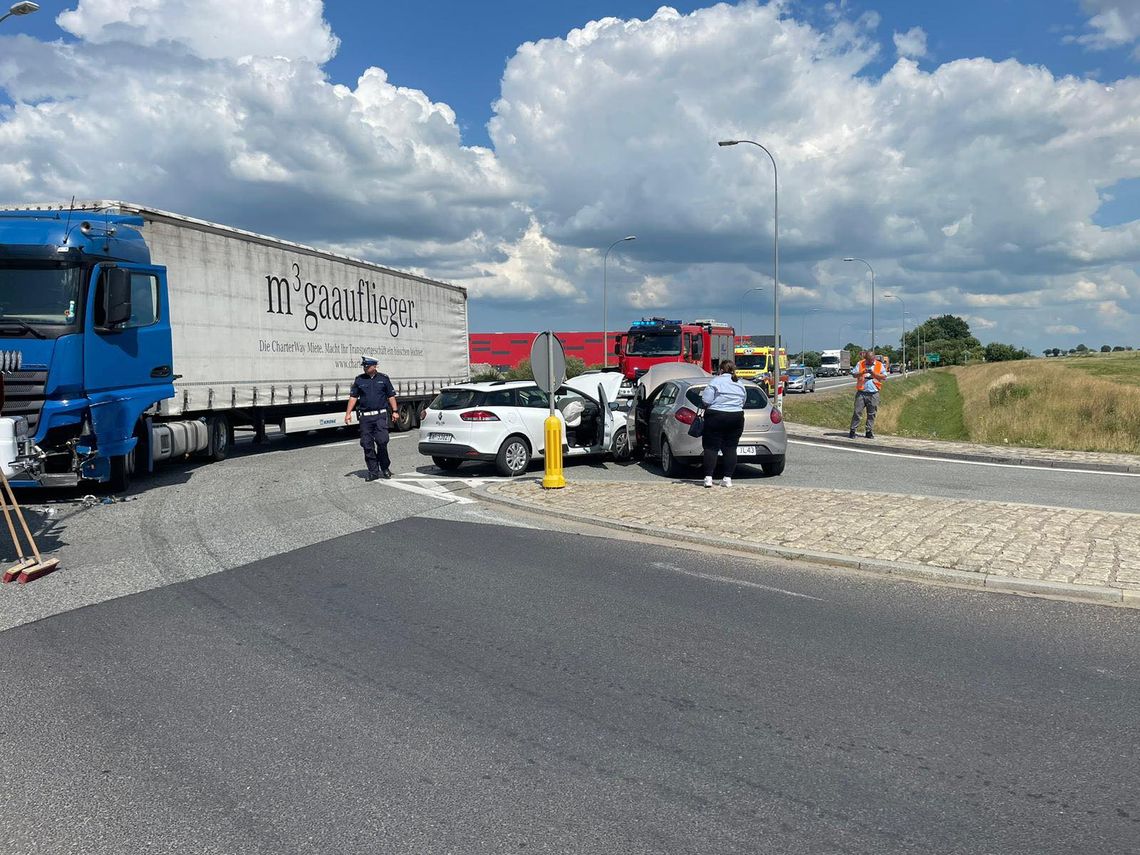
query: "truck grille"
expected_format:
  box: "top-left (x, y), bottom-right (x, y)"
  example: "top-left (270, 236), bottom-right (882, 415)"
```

top-left (1, 369), bottom-right (48, 434)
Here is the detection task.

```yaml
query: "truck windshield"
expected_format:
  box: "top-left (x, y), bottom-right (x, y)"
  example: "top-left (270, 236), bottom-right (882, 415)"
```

top-left (0, 262), bottom-right (83, 329)
top-left (626, 332), bottom-right (681, 356)
top-left (821, 356), bottom-right (838, 364)
top-left (735, 353), bottom-right (769, 370)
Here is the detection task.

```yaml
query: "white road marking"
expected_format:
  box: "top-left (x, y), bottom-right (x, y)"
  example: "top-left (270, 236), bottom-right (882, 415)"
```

top-left (383, 478), bottom-right (475, 504)
top-left (651, 562), bottom-right (825, 601)
top-left (789, 438), bottom-right (1140, 478)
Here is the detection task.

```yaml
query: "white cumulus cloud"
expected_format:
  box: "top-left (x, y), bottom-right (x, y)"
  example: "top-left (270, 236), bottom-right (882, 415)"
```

top-left (893, 26), bottom-right (928, 59)
top-left (1069, 1), bottom-right (1140, 55)
top-left (57, 0), bottom-right (339, 62)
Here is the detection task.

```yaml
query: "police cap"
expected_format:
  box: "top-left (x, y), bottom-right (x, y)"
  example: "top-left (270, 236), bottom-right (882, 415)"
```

top-left (361, 355), bottom-right (379, 367)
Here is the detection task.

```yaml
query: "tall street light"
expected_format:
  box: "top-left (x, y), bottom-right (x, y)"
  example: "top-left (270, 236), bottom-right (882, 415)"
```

top-left (843, 257), bottom-right (875, 352)
top-left (884, 294), bottom-right (906, 377)
top-left (719, 138), bottom-right (782, 409)
top-left (739, 286), bottom-right (764, 343)
top-left (838, 322), bottom-right (853, 350)
top-left (800, 307), bottom-right (820, 367)
top-left (602, 235), bottom-right (636, 369)
top-left (0, 2), bottom-right (39, 25)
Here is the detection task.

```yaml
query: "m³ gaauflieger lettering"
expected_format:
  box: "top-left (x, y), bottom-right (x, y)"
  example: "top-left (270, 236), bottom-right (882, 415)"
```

top-left (265, 261), bottom-right (417, 336)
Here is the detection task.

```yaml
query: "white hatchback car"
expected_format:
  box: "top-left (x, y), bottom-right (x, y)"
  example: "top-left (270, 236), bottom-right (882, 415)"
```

top-left (418, 373), bottom-right (630, 476)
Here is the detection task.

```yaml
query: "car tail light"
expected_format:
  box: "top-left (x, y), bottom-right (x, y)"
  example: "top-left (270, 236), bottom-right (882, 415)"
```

top-left (770, 408), bottom-right (783, 425)
top-left (674, 408), bottom-right (696, 425)
top-left (460, 410), bottom-right (500, 422)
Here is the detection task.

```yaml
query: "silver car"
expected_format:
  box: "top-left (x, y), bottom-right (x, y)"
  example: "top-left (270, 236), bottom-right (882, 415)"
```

top-left (785, 366), bottom-right (816, 393)
top-left (627, 370), bottom-right (788, 477)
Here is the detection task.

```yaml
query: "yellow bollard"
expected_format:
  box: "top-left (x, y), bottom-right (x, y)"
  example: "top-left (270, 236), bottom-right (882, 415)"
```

top-left (541, 414), bottom-right (566, 489)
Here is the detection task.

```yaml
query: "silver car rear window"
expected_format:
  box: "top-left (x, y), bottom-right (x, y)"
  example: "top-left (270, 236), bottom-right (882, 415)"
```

top-left (686, 385), bottom-right (769, 409)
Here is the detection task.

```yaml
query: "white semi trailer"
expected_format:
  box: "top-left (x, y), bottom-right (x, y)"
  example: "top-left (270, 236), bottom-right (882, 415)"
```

top-left (0, 202), bottom-right (469, 490)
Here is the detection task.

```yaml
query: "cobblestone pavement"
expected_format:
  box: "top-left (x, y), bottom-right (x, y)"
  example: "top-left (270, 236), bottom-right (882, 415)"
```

top-left (786, 422), bottom-right (1140, 472)
top-left (488, 479), bottom-right (1140, 601)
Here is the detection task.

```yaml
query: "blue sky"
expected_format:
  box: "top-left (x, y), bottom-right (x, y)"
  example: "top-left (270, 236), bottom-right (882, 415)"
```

top-left (2, 1), bottom-right (1139, 351)
top-left (317, 0), bottom-right (1135, 150)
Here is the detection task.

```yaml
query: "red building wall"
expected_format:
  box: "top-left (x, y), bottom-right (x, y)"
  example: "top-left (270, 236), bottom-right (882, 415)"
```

top-left (469, 332), bottom-right (623, 370)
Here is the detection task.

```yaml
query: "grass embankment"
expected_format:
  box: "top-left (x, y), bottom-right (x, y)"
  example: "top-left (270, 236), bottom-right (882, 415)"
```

top-left (784, 372), bottom-right (968, 440)
top-left (951, 352), bottom-right (1140, 454)
top-left (784, 352), bottom-right (1140, 454)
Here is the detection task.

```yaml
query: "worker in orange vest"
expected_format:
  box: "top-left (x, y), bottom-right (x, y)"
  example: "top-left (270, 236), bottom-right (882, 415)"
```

top-left (849, 350), bottom-right (887, 439)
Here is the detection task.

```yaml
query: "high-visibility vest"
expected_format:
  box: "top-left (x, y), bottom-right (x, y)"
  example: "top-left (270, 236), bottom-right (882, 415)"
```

top-left (855, 359), bottom-right (886, 393)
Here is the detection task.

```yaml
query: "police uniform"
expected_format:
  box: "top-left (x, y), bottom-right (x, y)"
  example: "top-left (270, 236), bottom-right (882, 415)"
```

top-left (349, 357), bottom-right (398, 480)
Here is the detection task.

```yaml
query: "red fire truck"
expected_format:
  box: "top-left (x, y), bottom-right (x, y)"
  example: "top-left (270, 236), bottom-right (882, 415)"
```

top-left (613, 318), bottom-right (736, 382)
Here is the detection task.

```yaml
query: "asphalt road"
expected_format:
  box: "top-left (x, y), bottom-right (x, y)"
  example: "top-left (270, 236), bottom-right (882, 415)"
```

top-left (2, 518), bottom-right (1137, 854)
top-left (404, 428), bottom-right (1140, 514)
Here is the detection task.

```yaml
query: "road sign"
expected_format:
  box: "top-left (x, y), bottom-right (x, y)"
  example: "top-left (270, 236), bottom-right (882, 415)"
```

top-left (927, 353), bottom-right (941, 363)
top-left (531, 332), bottom-right (567, 393)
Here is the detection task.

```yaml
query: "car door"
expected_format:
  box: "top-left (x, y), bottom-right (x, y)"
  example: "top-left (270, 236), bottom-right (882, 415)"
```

top-left (514, 385), bottom-right (557, 454)
top-left (647, 383), bottom-right (677, 454)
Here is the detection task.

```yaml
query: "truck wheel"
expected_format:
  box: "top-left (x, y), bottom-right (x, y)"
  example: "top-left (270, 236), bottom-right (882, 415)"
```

top-left (761, 455), bottom-right (786, 477)
top-left (208, 415), bottom-right (231, 462)
top-left (660, 438), bottom-right (684, 478)
top-left (495, 436), bottom-right (531, 477)
top-left (433, 456), bottom-right (462, 471)
top-left (107, 446), bottom-right (136, 493)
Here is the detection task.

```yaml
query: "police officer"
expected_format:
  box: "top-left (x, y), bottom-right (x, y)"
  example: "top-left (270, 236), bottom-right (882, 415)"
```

top-left (345, 356), bottom-right (398, 481)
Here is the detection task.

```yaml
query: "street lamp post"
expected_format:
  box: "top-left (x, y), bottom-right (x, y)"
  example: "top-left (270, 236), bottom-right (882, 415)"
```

top-left (838, 322), bottom-right (854, 350)
top-left (0, 2), bottom-right (39, 25)
top-left (739, 286), bottom-right (764, 343)
top-left (800, 307), bottom-right (820, 367)
top-left (602, 235), bottom-right (636, 369)
top-left (884, 294), bottom-right (906, 377)
top-left (843, 257), bottom-right (875, 352)
top-left (719, 139), bottom-right (782, 409)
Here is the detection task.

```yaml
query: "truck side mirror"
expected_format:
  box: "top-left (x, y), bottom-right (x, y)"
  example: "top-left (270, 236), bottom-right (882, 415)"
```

top-left (99, 268), bottom-right (132, 330)
top-left (613, 340), bottom-right (622, 355)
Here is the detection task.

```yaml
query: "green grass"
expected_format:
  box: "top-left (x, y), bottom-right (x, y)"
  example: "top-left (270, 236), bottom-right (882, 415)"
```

top-left (784, 370), bottom-right (969, 441)
top-left (780, 386), bottom-right (855, 428)
top-left (893, 371), bottom-right (969, 440)
top-left (1061, 351), bottom-right (1140, 387)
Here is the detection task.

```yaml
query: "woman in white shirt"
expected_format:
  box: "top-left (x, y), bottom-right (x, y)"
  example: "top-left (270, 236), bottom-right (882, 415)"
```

top-left (699, 360), bottom-right (747, 487)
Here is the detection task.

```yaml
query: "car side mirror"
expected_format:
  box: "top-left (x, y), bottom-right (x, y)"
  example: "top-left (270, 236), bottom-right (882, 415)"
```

top-left (99, 268), bottom-right (132, 331)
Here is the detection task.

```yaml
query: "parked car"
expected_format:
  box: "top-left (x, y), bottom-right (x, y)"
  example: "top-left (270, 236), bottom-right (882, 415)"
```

top-left (785, 366), bottom-right (816, 393)
top-left (417, 373), bottom-right (629, 476)
top-left (627, 366), bottom-right (787, 477)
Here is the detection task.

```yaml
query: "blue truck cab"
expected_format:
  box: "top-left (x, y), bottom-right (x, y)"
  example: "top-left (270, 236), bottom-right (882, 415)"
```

top-left (0, 208), bottom-right (175, 490)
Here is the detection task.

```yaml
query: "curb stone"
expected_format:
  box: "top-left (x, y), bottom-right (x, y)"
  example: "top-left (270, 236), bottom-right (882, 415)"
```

top-left (785, 430), bottom-right (1140, 475)
top-left (475, 482), bottom-right (1133, 609)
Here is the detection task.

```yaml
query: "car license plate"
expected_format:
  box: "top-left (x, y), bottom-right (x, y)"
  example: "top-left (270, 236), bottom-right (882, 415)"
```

top-left (428, 432), bottom-right (452, 442)
top-left (737, 445), bottom-right (757, 456)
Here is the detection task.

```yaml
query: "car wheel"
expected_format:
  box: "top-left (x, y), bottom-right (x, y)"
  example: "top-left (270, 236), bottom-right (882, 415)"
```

top-left (612, 427), bottom-right (632, 462)
top-left (495, 436), bottom-right (531, 477)
top-left (761, 455), bottom-right (786, 477)
top-left (660, 438), bottom-right (684, 477)
top-left (432, 456), bottom-right (462, 471)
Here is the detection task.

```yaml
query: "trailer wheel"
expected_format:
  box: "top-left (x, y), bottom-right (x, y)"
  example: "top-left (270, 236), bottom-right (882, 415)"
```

top-left (393, 402), bottom-right (417, 432)
top-left (208, 414), bottom-right (231, 462)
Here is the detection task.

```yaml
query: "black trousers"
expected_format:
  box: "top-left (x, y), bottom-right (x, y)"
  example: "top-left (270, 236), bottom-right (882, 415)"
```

top-left (701, 410), bottom-right (745, 478)
top-left (360, 414), bottom-right (391, 474)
